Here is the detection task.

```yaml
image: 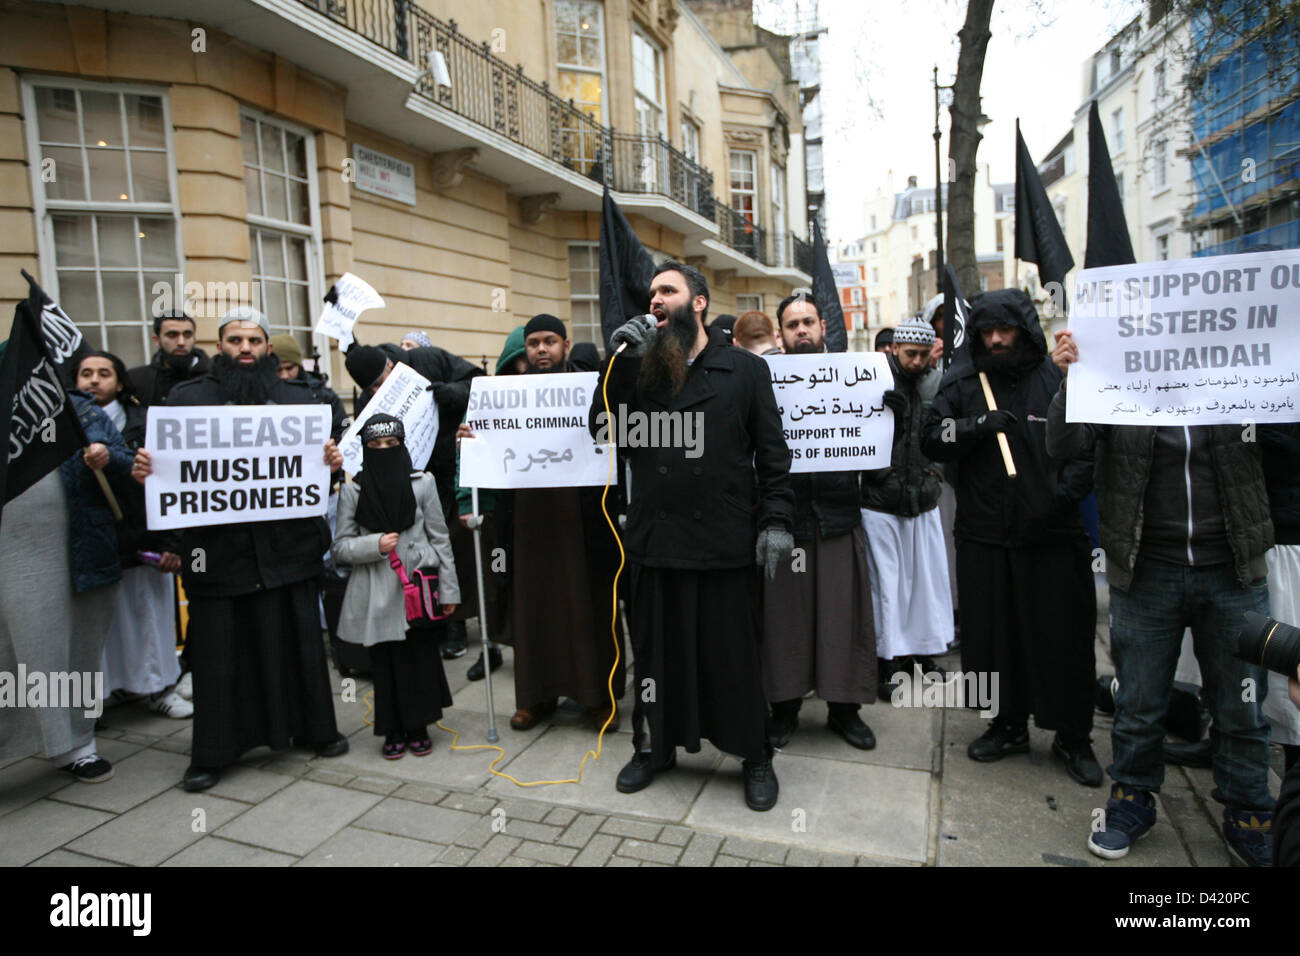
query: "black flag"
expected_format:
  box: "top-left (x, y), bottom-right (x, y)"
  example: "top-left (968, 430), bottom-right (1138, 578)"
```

top-left (1015, 119), bottom-right (1075, 290)
top-left (0, 274), bottom-right (90, 532)
top-left (940, 262), bottom-right (969, 370)
top-left (810, 219), bottom-right (847, 353)
top-left (598, 185), bottom-right (655, 351)
top-left (1085, 100), bottom-right (1136, 268)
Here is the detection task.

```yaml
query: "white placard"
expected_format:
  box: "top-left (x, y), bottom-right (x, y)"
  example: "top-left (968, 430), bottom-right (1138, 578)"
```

top-left (314, 272), bottom-right (385, 349)
top-left (765, 352), bottom-right (894, 472)
top-left (352, 144), bottom-right (417, 206)
top-left (831, 263), bottom-right (859, 288)
top-left (340, 362), bottom-right (439, 476)
top-left (1066, 250), bottom-right (1300, 425)
top-left (145, 405), bottom-right (332, 530)
top-left (458, 373), bottom-right (614, 489)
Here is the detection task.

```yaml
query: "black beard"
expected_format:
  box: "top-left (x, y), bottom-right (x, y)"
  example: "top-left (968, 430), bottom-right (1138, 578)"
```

top-left (162, 349), bottom-right (193, 372)
top-left (788, 339), bottom-right (823, 355)
top-left (639, 303), bottom-right (697, 396)
top-left (974, 334), bottom-right (1033, 377)
top-left (212, 353), bottom-right (276, 404)
top-left (525, 359), bottom-right (566, 374)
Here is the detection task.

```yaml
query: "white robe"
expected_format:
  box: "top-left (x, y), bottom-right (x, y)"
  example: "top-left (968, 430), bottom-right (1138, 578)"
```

top-left (100, 566), bottom-right (180, 695)
top-left (861, 506), bottom-right (953, 659)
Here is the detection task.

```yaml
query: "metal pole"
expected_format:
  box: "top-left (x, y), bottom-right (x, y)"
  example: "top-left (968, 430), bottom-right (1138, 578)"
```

top-left (934, 65), bottom-right (945, 299)
top-left (468, 486), bottom-right (499, 742)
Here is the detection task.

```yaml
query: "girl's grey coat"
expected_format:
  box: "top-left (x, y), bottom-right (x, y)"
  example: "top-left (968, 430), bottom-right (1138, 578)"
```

top-left (332, 472), bottom-right (461, 647)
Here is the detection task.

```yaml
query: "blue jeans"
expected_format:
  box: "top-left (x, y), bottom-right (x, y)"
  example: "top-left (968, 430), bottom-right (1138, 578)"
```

top-left (1108, 556), bottom-right (1272, 810)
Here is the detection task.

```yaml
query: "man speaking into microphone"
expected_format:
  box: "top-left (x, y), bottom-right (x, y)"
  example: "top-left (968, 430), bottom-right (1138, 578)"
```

top-left (590, 261), bottom-right (794, 811)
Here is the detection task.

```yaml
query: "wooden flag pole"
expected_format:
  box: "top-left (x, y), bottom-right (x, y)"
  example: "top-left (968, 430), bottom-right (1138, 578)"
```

top-left (88, 453), bottom-right (124, 520)
top-left (978, 371), bottom-right (1017, 478)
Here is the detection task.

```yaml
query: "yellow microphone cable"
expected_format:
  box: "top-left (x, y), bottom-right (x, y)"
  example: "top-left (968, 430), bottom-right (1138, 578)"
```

top-left (359, 348), bottom-right (628, 788)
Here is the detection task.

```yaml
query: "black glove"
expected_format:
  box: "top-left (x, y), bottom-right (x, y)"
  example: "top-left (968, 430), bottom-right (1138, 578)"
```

top-left (431, 382), bottom-right (468, 409)
top-left (881, 389), bottom-right (906, 414)
top-left (975, 410), bottom-right (1018, 435)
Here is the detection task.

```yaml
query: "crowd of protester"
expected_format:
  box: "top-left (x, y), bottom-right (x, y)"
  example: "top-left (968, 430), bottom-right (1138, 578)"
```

top-left (3, 268), bottom-right (1297, 868)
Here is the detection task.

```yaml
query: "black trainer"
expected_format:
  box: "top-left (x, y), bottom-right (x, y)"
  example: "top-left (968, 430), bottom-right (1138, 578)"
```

top-left (615, 750), bottom-right (675, 794)
top-left (61, 755), bottom-right (113, 783)
top-left (1052, 733), bottom-right (1103, 787)
top-left (827, 709), bottom-right (876, 750)
top-left (967, 721), bottom-right (1029, 762)
top-left (182, 765), bottom-right (220, 792)
top-left (742, 758), bottom-right (779, 811)
top-left (467, 646), bottom-right (504, 681)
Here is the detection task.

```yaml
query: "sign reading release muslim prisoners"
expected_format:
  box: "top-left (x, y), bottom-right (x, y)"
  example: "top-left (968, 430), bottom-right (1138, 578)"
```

top-left (339, 362), bottom-right (438, 477)
top-left (144, 405), bottom-right (333, 530)
top-left (1066, 248), bottom-right (1300, 426)
top-left (764, 352), bottom-right (894, 473)
top-left (458, 372), bottom-right (613, 489)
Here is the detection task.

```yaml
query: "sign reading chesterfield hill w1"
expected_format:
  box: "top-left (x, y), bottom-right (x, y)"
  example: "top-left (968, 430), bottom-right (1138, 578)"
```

top-left (144, 405), bottom-right (332, 530)
top-left (1066, 249), bottom-right (1300, 425)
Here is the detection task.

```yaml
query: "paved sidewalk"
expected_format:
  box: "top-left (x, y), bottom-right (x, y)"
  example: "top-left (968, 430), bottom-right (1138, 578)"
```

top-left (0, 592), bottom-right (1283, 867)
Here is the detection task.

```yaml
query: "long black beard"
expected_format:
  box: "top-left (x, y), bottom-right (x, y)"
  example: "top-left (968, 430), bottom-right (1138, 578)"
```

top-left (974, 334), bottom-right (1034, 377)
top-left (212, 353), bottom-right (277, 404)
top-left (639, 303), bottom-right (697, 396)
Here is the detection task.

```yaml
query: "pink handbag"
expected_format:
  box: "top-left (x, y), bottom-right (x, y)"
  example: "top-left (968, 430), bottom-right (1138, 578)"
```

top-left (387, 550), bottom-right (451, 623)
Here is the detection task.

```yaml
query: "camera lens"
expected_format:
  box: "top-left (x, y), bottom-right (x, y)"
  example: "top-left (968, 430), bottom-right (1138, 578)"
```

top-left (1235, 611), bottom-right (1300, 680)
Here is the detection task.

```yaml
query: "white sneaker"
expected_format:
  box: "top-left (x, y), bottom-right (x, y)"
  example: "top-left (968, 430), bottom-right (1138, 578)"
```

top-left (175, 671), bottom-right (193, 701)
top-left (148, 689), bottom-right (193, 719)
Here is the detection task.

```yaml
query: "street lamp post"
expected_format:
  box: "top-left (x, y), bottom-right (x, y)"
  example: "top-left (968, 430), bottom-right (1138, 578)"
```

top-left (934, 65), bottom-right (945, 300)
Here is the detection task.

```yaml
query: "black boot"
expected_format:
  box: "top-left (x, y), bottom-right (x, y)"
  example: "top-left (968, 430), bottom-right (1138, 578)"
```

top-left (467, 645), bottom-right (504, 681)
top-left (768, 699), bottom-right (801, 749)
top-left (1053, 732), bottom-right (1103, 786)
top-left (827, 703), bottom-right (875, 750)
top-left (742, 757), bottom-right (779, 811)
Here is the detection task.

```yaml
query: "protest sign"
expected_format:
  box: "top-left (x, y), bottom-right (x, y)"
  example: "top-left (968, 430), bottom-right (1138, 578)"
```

top-left (1066, 249), bottom-right (1300, 425)
top-left (458, 372), bottom-right (613, 489)
top-left (765, 352), bottom-right (893, 472)
top-left (145, 405), bottom-right (332, 530)
top-left (314, 272), bottom-right (384, 348)
top-left (339, 362), bottom-right (438, 476)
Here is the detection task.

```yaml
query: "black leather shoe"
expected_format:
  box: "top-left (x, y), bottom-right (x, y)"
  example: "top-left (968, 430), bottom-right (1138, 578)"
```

top-left (467, 646), bottom-right (504, 681)
top-left (182, 765), bottom-right (220, 792)
top-left (742, 758), bottom-right (779, 811)
top-left (314, 734), bottom-right (350, 758)
top-left (1053, 734), bottom-right (1103, 786)
top-left (827, 710), bottom-right (876, 750)
top-left (1163, 737), bottom-right (1212, 768)
top-left (768, 713), bottom-right (799, 750)
top-left (967, 722), bottom-right (1029, 762)
top-left (616, 751), bottom-right (675, 794)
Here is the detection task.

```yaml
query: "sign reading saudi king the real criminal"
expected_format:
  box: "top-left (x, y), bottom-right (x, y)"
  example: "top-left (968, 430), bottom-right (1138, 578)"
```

top-left (1065, 249), bottom-right (1300, 425)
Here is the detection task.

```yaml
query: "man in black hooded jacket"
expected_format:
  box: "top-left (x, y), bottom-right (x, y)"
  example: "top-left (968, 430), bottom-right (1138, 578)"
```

top-left (127, 311), bottom-right (210, 406)
top-left (921, 288), bottom-right (1100, 786)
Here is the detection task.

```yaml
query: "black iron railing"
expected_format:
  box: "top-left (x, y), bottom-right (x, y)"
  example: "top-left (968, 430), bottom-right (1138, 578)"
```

top-left (716, 203), bottom-right (767, 265)
top-left (298, 0), bottom-right (716, 220)
top-left (792, 234), bottom-right (814, 275)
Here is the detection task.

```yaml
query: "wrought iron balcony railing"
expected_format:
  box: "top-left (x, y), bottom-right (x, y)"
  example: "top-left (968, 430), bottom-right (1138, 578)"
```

top-left (298, 0), bottom-right (715, 220)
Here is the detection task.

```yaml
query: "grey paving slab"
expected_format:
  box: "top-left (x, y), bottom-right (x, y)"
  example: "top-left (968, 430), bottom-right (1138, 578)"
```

top-left (91, 735), bottom-right (147, 764)
top-left (66, 789), bottom-right (248, 866)
top-left (615, 839), bottom-right (681, 864)
top-left (776, 697), bottom-right (940, 772)
top-left (678, 832), bottom-right (723, 867)
top-left (320, 709), bottom-right (527, 790)
top-left (296, 826), bottom-right (445, 866)
top-left (46, 747), bottom-right (189, 813)
top-left (204, 764), bottom-right (295, 804)
top-left (0, 798), bottom-right (114, 866)
top-left (351, 795), bottom-right (481, 845)
top-left (936, 711), bottom-right (1193, 867)
top-left (28, 848), bottom-right (123, 867)
top-left (572, 833), bottom-right (619, 866)
top-left (686, 751), bottom-right (931, 863)
top-left (0, 757), bottom-right (75, 819)
top-left (96, 705), bottom-right (191, 738)
top-left (483, 724), bottom-right (722, 821)
top-left (161, 837), bottom-right (297, 867)
top-left (214, 779), bottom-right (382, 856)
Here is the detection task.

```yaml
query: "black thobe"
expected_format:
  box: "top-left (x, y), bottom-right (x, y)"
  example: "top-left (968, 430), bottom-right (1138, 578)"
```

top-left (590, 326), bottom-right (795, 764)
